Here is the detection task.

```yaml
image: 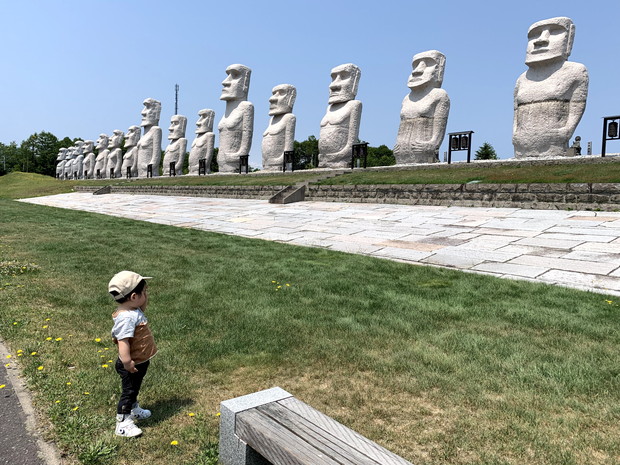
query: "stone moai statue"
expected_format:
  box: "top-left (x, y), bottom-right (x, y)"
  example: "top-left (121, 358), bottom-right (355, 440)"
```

top-left (393, 50), bottom-right (450, 164)
top-left (107, 130), bottom-right (124, 178)
top-left (162, 115), bottom-right (188, 176)
top-left (137, 98), bottom-right (163, 177)
top-left (63, 147), bottom-right (75, 180)
top-left (121, 126), bottom-right (141, 178)
top-left (513, 17), bottom-right (588, 158)
top-left (319, 63), bottom-right (362, 168)
top-left (56, 148), bottom-right (67, 179)
top-left (82, 141), bottom-right (95, 179)
top-left (262, 84), bottom-right (297, 171)
top-left (72, 140), bottom-right (85, 179)
top-left (94, 134), bottom-right (110, 179)
top-left (218, 64), bottom-right (254, 173)
top-left (188, 109), bottom-right (215, 175)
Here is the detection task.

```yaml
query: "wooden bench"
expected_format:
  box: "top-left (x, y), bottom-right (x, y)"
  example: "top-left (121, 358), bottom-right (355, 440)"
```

top-left (220, 387), bottom-right (413, 465)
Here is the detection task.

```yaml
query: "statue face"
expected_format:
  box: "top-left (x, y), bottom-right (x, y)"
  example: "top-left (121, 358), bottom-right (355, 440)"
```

top-left (168, 115), bottom-right (187, 140)
top-left (408, 51), bottom-right (445, 89)
top-left (220, 64), bottom-right (251, 101)
top-left (110, 131), bottom-right (124, 149)
top-left (526, 17), bottom-right (573, 65)
top-left (328, 64), bottom-right (360, 104)
top-left (74, 140), bottom-right (84, 151)
top-left (269, 85), bottom-right (296, 116)
top-left (83, 141), bottom-right (94, 153)
top-left (125, 126), bottom-right (141, 147)
top-left (141, 99), bottom-right (161, 127)
top-left (57, 148), bottom-right (67, 160)
top-left (96, 134), bottom-right (109, 151)
top-left (195, 110), bottom-right (215, 134)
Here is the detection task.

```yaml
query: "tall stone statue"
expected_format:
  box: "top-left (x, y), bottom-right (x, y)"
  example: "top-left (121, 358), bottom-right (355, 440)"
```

top-left (513, 17), bottom-right (588, 158)
top-left (72, 140), bottom-right (85, 179)
top-left (393, 51), bottom-right (450, 164)
top-left (56, 148), bottom-right (67, 179)
top-left (121, 126), bottom-right (141, 178)
top-left (188, 109), bottom-right (215, 175)
top-left (63, 147), bottom-right (75, 180)
top-left (218, 64), bottom-right (254, 173)
top-left (162, 115), bottom-right (188, 176)
top-left (107, 130), bottom-right (124, 178)
top-left (82, 141), bottom-right (95, 179)
top-left (319, 63), bottom-right (362, 169)
top-left (137, 98), bottom-right (162, 177)
top-left (94, 134), bottom-right (110, 179)
top-left (262, 84), bottom-right (297, 171)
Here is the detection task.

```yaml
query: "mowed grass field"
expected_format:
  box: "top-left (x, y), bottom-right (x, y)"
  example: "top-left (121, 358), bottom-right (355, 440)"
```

top-left (0, 185), bottom-right (620, 464)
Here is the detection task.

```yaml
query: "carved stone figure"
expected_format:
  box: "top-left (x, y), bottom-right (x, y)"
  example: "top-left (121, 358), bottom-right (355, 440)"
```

top-left (121, 126), bottom-right (141, 178)
top-left (188, 109), bottom-right (215, 175)
top-left (94, 134), bottom-right (110, 179)
top-left (393, 50), bottom-right (450, 164)
top-left (107, 130), bottom-right (124, 178)
top-left (72, 140), bottom-right (85, 179)
top-left (513, 17), bottom-right (589, 158)
top-left (137, 98), bottom-right (162, 177)
top-left (82, 141), bottom-right (95, 179)
top-left (262, 84), bottom-right (297, 171)
top-left (63, 147), bottom-right (75, 180)
top-left (319, 63), bottom-right (362, 168)
top-left (162, 115), bottom-right (188, 176)
top-left (56, 148), bottom-right (67, 179)
top-left (218, 64), bottom-right (254, 173)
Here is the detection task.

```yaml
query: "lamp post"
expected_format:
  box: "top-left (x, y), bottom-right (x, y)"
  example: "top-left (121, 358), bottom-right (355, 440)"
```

top-left (602, 116), bottom-right (620, 157)
top-left (447, 131), bottom-right (474, 164)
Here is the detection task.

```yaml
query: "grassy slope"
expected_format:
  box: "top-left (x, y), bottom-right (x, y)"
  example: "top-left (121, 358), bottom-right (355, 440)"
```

top-left (1, 199), bottom-right (619, 465)
top-left (3, 160), bottom-right (620, 200)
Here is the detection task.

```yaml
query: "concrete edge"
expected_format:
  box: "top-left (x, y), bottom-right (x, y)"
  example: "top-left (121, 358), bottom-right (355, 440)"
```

top-left (0, 337), bottom-right (63, 465)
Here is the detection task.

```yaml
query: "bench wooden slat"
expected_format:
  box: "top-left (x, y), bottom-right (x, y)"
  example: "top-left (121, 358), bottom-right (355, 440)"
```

top-left (236, 408), bottom-right (337, 465)
top-left (257, 402), bottom-right (379, 465)
top-left (278, 397), bottom-right (413, 465)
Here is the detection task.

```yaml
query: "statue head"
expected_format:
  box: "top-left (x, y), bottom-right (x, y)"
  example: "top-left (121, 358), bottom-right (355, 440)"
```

top-left (168, 115), bottom-right (187, 140)
top-left (328, 63), bottom-right (360, 104)
top-left (73, 140), bottom-right (84, 152)
top-left (269, 84), bottom-right (296, 116)
top-left (65, 147), bottom-right (75, 160)
top-left (110, 130), bottom-right (124, 149)
top-left (141, 98), bottom-right (161, 127)
top-left (408, 50), bottom-right (446, 90)
top-left (125, 126), bottom-right (141, 148)
top-left (57, 147), bottom-right (67, 161)
top-left (96, 134), bottom-right (109, 151)
top-left (83, 140), bottom-right (94, 153)
top-left (220, 64), bottom-right (251, 101)
top-left (525, 17), bottom-right (575, 66)
top-left (195, 109), bottom-right (215, 134)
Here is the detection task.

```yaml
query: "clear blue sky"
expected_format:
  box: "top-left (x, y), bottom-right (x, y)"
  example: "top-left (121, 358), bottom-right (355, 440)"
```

top-left (1, 0), bottom-right (618, 166)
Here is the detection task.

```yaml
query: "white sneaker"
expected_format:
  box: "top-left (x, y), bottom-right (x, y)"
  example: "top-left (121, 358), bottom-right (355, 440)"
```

top-left (115, 415), bottom-right (143, 437)
top-left (130, 403), bottom-right (152, 421)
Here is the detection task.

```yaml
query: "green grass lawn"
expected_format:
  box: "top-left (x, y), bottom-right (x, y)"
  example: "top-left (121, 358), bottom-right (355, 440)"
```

top-left (1, 199), bottom-right (619, 465)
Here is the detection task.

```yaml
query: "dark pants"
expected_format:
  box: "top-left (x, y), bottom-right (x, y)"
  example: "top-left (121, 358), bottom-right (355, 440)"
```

top-left (115, 358), bottom-right (150, 415)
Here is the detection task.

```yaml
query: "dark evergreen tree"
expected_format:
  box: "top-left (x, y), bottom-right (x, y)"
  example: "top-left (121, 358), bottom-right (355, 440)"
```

top-left (475, 142), bottom-right (498, 160)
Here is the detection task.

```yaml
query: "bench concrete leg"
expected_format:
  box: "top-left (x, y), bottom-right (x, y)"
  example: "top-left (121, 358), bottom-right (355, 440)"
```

top-left (220, 387), bottom-right (293, 465)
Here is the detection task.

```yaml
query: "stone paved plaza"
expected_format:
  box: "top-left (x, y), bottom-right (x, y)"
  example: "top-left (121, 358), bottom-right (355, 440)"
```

top-left (20, 193), bottom-right (620, 296)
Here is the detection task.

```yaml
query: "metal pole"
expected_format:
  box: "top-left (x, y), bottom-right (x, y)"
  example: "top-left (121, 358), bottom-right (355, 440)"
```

top-left (175, 84), bottom-right (179, 115)
top-left (602, 118), bottom-right (607, 158)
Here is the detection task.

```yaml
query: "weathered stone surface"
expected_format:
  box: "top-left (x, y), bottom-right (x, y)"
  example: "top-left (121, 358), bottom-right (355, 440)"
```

top-left (513, 17), bottom-right (588, 158)
top-left (394, 50), bottom-right (449, 165)
top-left (162, 115), bottom-right (188, 176)
top-left (94, 134), bottom-right (109, 179)
top-left (107, 130), bottom-right (124, 178)
top-left (121, 126), bottom-right (140, 178)
top-left (82, 141), bottom-right (95, 179)
top-left (262, 84), bottom-right (296, 171)
top-left (319, 63), bottom-right (362, 169)
top-left (137, 98), bottom-right (163, 177)
top-left (218, 64), bottom-right (254, 173)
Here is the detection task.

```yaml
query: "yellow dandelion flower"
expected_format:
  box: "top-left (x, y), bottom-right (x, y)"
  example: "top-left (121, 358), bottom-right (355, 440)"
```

top-left (170, 440), bottom-right (179, 446)
top-left (0, 384), bottom-right (6, 389)
top-left (104, 348), bottom-right (109, 351)
top-left (13, 322), bottom-right (18, 325)
top-left (216, 412), bottom-right (221, 417)
top-left (605, 300), bottom-right (613, 304)
top-left (17, 353), bottom-right (23, 357)
top-left (30, 352), bottom-right (37, 356)
top-left (37, 366), bottom-right (44, 371)
top-left (45, 337), bottom-right (52, 341)
top-left (107, 360), bottom-right (113, 363)
top-left (188, 412), bottom-right (195, 417)
top-left (4, 363), bottom-right (10, 368)
top-left (101, 364), bottom-right (109, 368)
top-left (55, 338), bottom-right (63, 342)
top-left (66, 382), bottom-right (72, 386)
top-left (72, 406), bottom-right (79, 411)
top-left (55, 400), bottom-right (61, 404)
top-left (42, 325), bottom-right (48, 329)
top-left (45, 318), bottom-right (51, 321)
top-left (94, 338), bottom-right (101, 343)
top-left (286, 283), bottom-right (290, 287)
top-left (5, 355), bottom-right (11, 359)
top-left (97, 350), bottom-right (102, 353)
top-left (83, 392), bottom-right (90, 395)
top-left (17, 350), bottom-right (23, 353)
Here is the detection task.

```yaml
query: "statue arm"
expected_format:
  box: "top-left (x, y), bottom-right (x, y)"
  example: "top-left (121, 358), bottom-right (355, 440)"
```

top-left (429, 93), bottom-right (450, 150)
top-left (206, 133), bottom-right (215, 158)
top-left (334, 101), bottom-right (362, 158)
top-left (231, 103), bottom-right (254, 157)
top-left (284, 114), bottom-right (296, 152)
top-left (149, 128), bottom-right (162, 167)
top-left (564, 67), bottom-right (589, 139)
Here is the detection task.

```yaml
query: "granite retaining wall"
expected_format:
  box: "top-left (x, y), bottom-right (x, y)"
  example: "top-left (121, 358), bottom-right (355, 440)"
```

top-left (73, 185), bottom-right (285, 199)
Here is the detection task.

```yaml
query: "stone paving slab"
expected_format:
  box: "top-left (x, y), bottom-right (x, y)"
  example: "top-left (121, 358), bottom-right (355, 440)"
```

top-left (18, 193), bottom-right (620, 296)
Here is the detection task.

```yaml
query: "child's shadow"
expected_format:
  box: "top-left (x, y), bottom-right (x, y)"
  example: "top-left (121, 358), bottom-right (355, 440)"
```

top-left (142, 397), bottom-right (194, 426)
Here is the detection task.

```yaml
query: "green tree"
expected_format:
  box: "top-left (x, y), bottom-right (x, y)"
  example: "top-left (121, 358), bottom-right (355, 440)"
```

top-left (475, 142), bottom-right (498, 160)
top-left (0, 142), bottom-right (22, 176)
top-left (293, 135), bottom-right (319, 169)
top-left (366, 144), bottom-right (395, 167)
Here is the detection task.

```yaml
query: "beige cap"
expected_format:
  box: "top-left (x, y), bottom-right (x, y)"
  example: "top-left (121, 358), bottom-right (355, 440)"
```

top-left (108, 271), bottom-right (152, 301)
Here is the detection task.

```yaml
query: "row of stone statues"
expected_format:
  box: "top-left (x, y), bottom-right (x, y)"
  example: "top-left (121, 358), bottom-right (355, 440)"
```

top-left (57, 16), bottom-right (589, 179)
